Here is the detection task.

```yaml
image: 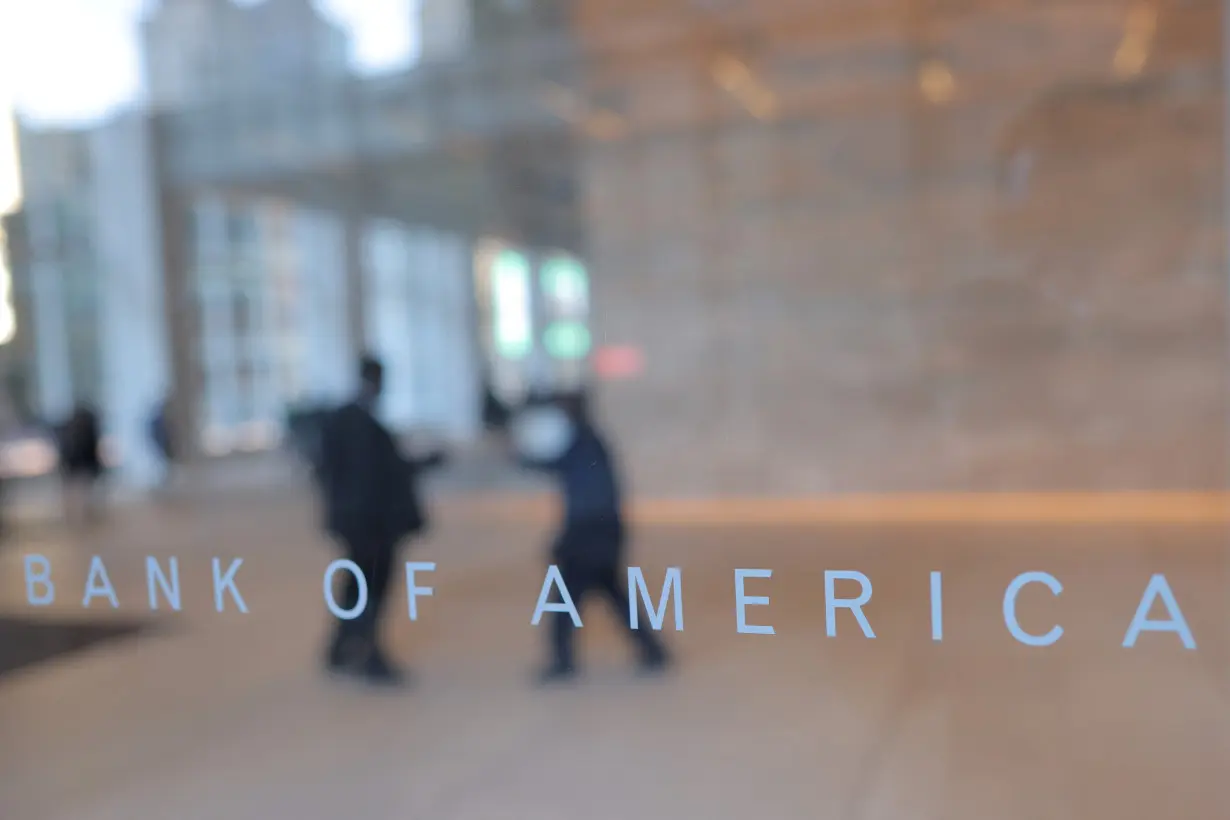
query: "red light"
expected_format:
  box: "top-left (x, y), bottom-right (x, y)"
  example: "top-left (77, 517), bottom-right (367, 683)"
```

top-left (593, 345), bottom-right (644, 379)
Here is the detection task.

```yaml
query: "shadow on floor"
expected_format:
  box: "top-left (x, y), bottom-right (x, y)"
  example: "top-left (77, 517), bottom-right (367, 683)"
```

top-left (0, 616), bottom-right (153, 681)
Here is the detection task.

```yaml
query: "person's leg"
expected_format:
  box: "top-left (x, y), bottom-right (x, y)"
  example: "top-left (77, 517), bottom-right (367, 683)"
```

top-left (85, 471), bottom-right (104, 524)
top-left (326, 536), bottom-right (372, 669)
top-left (542, 544), bottom-right (591, 681)
top-left (80, 477), bottom-right (94, 525)
top-left (324, 540), bottom-right (361, 668)
top-left (549, 563), bottom-right (579, 669)
top-left (355, 543), bottom-right (396, 650)
top-left (597, 563), bottom-right (669, 669)
top-left (59, 471), bottom-right (72, 524)
top-left (342, 539), bottom-right (404, 684)
top-left (63, 473), bottom-right (84, 527)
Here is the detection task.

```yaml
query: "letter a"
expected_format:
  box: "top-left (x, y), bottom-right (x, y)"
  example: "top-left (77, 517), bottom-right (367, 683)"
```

top-left (531, 565), bottom-right (581, 627)
top-left (83, 556), bottom-right (119, 609)
top-left (1123, 574), bottom-right (1196, 649)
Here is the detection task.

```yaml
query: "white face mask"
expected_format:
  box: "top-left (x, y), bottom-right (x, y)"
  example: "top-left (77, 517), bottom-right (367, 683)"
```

top-left (512, 405), bottom-right (576, 462)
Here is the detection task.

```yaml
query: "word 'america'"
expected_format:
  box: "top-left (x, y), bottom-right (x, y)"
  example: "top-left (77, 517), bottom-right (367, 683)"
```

top-left (15, 555), bottom-right (1197, 649)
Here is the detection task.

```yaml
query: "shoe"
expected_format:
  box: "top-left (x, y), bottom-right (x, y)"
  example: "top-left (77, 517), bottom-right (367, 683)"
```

top-left (359, 653), bottom-right (409, 688)
top-left (535, 663), bottom-right (578, 686)
top-left (637, 649), bottom-right (671, 677)
top-left (324, 645), bottom-right (351, 674)
top-left (323, 635), bottom-right (361, 673)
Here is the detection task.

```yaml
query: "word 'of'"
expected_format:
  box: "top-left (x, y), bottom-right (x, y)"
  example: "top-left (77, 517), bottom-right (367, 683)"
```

top-left (17, 556), bottom-right (1196, 649)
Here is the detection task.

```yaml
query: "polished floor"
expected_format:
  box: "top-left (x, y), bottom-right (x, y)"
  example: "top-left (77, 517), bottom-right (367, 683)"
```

top-left (0, 492), bottom-right (1227, 819)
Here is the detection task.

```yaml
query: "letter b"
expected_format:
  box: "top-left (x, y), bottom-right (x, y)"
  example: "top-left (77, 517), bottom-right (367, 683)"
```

top-left (24, 555), bottom-right (54, 606)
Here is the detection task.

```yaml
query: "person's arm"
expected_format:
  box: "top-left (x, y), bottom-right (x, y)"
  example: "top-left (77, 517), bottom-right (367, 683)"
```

top-left (514, 438), bottom-right (572, 473)
top-left (313, 410), bottom-right (339, 490)
top-left (517, 452), bottom-right (557, 472)
top-left (407, 450), bottom-right (447, 471)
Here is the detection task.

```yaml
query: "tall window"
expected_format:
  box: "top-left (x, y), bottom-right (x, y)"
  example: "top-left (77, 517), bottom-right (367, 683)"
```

top-left (539, 252), bottom-right (590, 391)
top-left (474, 239), bottom-right (532, 405)
top-left (192, 197), bottom-right (292, 453)
top-left (474, 238), bottom-right (592, 405)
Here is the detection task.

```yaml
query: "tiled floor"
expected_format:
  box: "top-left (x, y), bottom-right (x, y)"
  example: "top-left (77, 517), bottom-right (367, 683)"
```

top-left (0, 494), bottom-right (1227, 819)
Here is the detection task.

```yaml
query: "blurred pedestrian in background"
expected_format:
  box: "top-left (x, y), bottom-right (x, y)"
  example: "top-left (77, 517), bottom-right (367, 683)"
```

top-left (316, 354), bottom-right (446, 686)
top-left (148, 398), bottom-right (178, 494)
top-left (0, 385), bottom-right (19, 539)
top-left (514, 394), bottom-right (669, 684)
top-left (57, 404), bottom-right (104, 526)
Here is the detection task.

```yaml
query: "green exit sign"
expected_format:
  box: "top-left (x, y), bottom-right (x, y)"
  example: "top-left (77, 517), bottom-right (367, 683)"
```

top-left (541, 256), bottom-right (588, 311)
top-left (543, 321), bottom-right (591, 360)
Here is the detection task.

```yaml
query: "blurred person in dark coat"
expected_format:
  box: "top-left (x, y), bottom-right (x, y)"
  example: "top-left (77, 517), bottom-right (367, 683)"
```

top-left (516, 394), bottom-right (669, 684)
top-left (316, 354), bottom-right (445, 686)
top-left (0, 388), bottom-right (18, 538)
top-left (57, 404), bottom-right (104, 525)
top-left (148, 398), bottom-right (178, 493)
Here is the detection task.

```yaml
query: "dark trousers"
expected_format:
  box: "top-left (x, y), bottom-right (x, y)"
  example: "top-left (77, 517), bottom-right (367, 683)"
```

top-left (330, 533), bottom-right (398, 658)
top-left (549, 521), bottom-right (665, 669)
top-left (60, 467), bottom-right (103, 525)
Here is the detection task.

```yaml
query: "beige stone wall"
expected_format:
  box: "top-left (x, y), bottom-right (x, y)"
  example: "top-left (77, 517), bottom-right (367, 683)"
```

top-left (574, 2), bottom-right (1226, 496)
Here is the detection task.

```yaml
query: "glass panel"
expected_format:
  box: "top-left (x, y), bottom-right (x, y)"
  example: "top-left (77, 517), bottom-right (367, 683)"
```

top-left (490, 246), bottom-right (533, 360)
top-left (4, 2), bottom-right (1228, 818)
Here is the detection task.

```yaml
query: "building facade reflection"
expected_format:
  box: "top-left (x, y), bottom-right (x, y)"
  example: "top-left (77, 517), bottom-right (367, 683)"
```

top-left (2, 0), bottom-right (1224, 494)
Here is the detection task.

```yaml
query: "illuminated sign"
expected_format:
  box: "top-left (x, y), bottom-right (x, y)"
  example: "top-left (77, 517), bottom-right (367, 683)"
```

top-left (594, 345), bottom-right (644, 379)
top-left (540, 254), bottom-right (588, 315)
top-left (543, 320), bottom-right (591, 360)
top-left (491, 248), bottom-right (531, 359)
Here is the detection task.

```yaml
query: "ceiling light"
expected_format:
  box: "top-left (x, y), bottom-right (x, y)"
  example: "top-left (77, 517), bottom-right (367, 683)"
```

top-left (584, 110), bottom-right (627, 140)
top-left (1113, 2), bottom-right (1158, 78)
top-left (711, 55), bottom-right (753, 92)
top-left (918, 60), bottom-right (955, 104)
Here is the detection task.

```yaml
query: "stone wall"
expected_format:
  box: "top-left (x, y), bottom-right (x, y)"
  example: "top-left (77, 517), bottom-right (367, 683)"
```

top-left (575, 2), bottom-right (1226, 496)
